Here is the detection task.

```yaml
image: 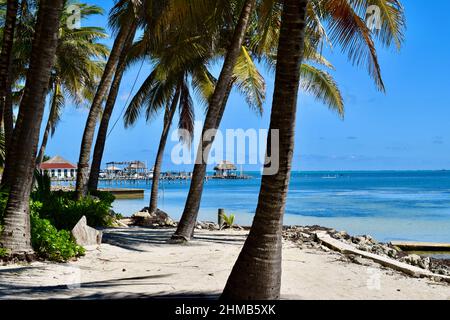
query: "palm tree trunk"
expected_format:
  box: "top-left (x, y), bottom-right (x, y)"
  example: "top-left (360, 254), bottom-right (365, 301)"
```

top-left (0, 0), bottom-right (19, 130)
top-left (221, 0), bottom-right (308, 300)
top-left (36, 85), bottom-right (59, 168)
top-left (75, 22), bottom-right (135, 199)
top-left (148, 86), bottom-right (181, 213)
top-left (171, 0), bottom-right (256, 242)
top-left (3, 88), bottom-right (14, 147)
top-left (88, 25), bottom-right (138, 192)
top-left (0, 0), bottom-right (63, 258)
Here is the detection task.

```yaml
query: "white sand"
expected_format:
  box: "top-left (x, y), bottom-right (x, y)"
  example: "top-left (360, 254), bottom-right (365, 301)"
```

top-left (0, 227), bottom-right (449, 300)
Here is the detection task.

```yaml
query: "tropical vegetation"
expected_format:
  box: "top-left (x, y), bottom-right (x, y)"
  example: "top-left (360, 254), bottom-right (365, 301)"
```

top-left (0, 0), bottom-right (405, 300)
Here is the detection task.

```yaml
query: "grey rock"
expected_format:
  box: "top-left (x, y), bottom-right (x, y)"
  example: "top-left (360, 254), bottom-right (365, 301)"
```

top-left (71, 216), bottom-right (102, 246)
top-left (399, 254), bottom-right (422, 267)
top-left (131, 209), bottom-right (176, 227)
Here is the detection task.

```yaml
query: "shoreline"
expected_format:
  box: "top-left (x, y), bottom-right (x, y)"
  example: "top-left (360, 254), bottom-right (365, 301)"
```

top-left (1, 224), bottom-right (449, 300)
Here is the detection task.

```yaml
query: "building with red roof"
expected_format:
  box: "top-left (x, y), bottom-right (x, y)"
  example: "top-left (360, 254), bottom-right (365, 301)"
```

top-left (39, 156), bottom-right (78, 179)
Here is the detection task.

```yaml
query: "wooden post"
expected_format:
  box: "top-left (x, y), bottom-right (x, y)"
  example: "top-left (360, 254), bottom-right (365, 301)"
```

top-left (218, 209), bottom-right (225, 229)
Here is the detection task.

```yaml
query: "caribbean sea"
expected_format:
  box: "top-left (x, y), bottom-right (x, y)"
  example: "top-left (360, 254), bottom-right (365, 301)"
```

top-left (103, 171), bottom-right (450, 243)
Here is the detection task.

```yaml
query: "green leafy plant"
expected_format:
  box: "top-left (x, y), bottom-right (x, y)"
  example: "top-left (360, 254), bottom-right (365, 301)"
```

top-left (32, 191), bottom-right (115, 230)
top-left (30, 209), bottom-right (85, 262)
top-left (33, 170), bottom-right (52, 202)
top-left (0, 247), bottom-right (9, 258)
top-left (221, 212), bottom-right (236, 229)
top-left (0, 193), bottom-right (87, 262)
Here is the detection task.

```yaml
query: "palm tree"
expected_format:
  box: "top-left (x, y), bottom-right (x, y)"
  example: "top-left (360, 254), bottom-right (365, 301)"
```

top-left (81, 0), bottom-right (220, 197)
top-left (118, 7), bottom-right (265, 213)
top-left (222, 0), bottom-right (309, 299)
top-left (0, 0), bottom-right (19, 147)
top-left (75, 0), bottom-right (141, 199)
top-left (0, 0), bottom-right (63, 257)
top-left (172, 0), bottom-right (257, 242)
top-left (222, 0), bottom-right (405, 300)
top-left (86, 0), bottom-right (172, 192)
top-left (36, 3), bottom-right (108, 167)
top-left (1, 0), bottom-right (40, 187)
top-left (87, 23), bottom-right (137, 192)
top-left (172, 0), bottom-right (348, 241)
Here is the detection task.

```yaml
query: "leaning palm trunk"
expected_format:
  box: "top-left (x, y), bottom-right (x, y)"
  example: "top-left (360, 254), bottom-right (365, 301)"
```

top-left (36, 86), bottom-right (61, 168)
top-left (171, 0), bottom-right (256, 242)
top-left (0, 0), bottom-right (18, 129)
top-left (3, 89), bottom-right (14, 147)
top-left (221, 0), bottom-right (308, 300)
top-left (75, 22), bottom-right (134, 199)
top-left (88, 25), bottom-right (138, 192)
top-left (148, 87), bottom-right (181, 213)
top-left (0, 0), bottom-right (19, 187)
top-left (0, 0), bottom-right (63, 257)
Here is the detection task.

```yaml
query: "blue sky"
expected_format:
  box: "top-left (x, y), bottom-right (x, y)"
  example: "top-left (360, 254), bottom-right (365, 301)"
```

top-left (43, 1), bottom-right (450, 171)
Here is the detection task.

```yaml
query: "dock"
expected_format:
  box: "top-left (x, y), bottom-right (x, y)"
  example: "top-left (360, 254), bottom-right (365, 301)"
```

top-left (100, 188), bottom-right (145, 199)
top-left (390, 241), bottom-right (450, 252)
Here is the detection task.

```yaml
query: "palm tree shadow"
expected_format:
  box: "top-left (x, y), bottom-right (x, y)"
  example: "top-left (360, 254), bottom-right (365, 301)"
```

top-left (101, 228), bottom-right (247, 251)
top-left (0, 273), bottom-right (175, 298)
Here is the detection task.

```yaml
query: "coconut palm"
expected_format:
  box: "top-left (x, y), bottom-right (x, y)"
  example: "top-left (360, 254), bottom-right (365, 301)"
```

top-left (79, 0), bottom-right (231, 198)
top-left (87, 0), bottom-right (171, 192)
top-left (86, 26), bottom-right (137, 192)
top-left (0, 0), bottom-right (64, 257)
top-left (86, 0), bottom-right (237, 193)
top-left (171, 0), bottom-right (257, 242)
top-left (222, 0), bottom-right (405, 300)
top-left (121, 16), bottom-right (266, 213)
top-left (172, 0), bottom-right (349, 241)
top-left (36, 3), bottom-right (109, 167)
top-left (0, 0), bottom-right (39, 187)
top-left (75, 0), bottom-right (142, 199)
top-left (0, 0), bottom-right (19, 146)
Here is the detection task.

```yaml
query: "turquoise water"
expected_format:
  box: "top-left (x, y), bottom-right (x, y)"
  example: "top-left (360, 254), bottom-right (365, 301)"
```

top-left (103, 171), bottom-right (450, 243)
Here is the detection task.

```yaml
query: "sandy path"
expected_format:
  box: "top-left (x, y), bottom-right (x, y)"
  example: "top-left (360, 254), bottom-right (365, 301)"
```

top-left (0, 227), bottom-right (449, 300)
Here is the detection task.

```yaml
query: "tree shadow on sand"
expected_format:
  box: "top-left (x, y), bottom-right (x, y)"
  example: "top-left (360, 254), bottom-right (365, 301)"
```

top-left (101, 228), bottom-right (248, 252)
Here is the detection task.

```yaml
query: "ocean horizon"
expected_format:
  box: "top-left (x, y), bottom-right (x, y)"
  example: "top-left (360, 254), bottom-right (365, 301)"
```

top-left (102, 170), bottom-right (450, 243)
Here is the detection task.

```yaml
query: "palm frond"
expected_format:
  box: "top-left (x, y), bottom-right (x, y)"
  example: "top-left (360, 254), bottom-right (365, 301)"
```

top-left (233, 46), bottom-right (266, 115)
top-left (300, 64), bottom-right (344, 118)
top-left (178, 77), bottom-right (195, 144)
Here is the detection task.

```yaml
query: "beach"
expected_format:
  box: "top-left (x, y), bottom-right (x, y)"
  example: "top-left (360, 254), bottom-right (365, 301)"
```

top-left (106, 171), bottom-right (450, 243)
top-left (1, 227), bottom-right (449, 300)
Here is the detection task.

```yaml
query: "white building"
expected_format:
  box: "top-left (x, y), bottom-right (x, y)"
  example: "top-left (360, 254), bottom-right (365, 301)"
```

top-left (40, 156), bottom-right (77, 179)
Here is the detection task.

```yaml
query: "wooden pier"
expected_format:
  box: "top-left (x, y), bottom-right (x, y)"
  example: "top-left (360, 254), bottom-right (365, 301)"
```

top-left (100, 188), bottom-right (145, 199)
top-left (390, 241), bottom-right (450, 252)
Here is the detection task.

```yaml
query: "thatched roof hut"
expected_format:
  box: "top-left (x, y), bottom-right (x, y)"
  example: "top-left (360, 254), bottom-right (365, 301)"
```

top-left (214, 161), bottom-right (237, 177)
top-left (214, 161), bottom-right (237, 171)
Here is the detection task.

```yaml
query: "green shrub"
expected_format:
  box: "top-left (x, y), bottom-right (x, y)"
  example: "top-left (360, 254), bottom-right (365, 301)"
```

top-left (34, 191), bottom-right (115, 230)
top-left (30, 209), bottom-right (85, 262)
top-left (1, 187), bottom-right (113, 262)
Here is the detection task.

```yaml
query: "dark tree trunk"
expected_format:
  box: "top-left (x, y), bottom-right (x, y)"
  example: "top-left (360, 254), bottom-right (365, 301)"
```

top-left (3, 88), bottom-right (14, 147)
top-left (0, 0), bottom-right (18, 129)
top-left (148, 86), bottom-right (181, 213)
top-left (0, 0), bottom-right (19, 187)
top-left (221, 0), bottom-right (308, 300)
top-left (171, 0), bottom-right (256, 242)
top-left (75, 23), bottom-right (134, 199)
top-left (88, 24), bottom-right (138, 192)
top-left (0, 0), bottom-right (63, 257)
top-left (36, 85), bottom-right (59, 168)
